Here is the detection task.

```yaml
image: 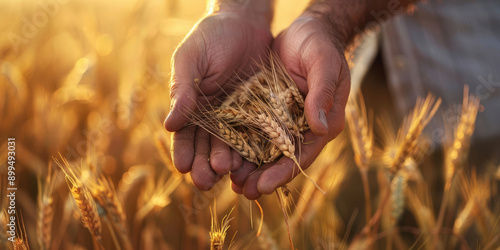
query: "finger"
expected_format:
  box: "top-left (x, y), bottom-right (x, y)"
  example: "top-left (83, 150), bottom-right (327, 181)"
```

top-left (210, 136), bottom-right (233, 175)
top-left (190, 128), bottom-right (217, 190)
top-left (231, 182), bottom-right (243, 194)
top-left (304, 56), bottom-right (347, 136)
top-left (164, 47), bottom-right (202, 132)
top-left (171, 126), bottom-right (196, 173)
top-left (243, 171), bottom-right (263, 200)
top-left (231, 149), bottom-right (243, 172)
top-left (230, 160), bottom-right (257, 187)
top-left (256, 130), bottom-right (332, 194)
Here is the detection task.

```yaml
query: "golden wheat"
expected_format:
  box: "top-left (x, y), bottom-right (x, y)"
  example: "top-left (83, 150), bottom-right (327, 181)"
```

top-left (36, 165), bottom-right (56, 250)
top-left (209, 204), bottom-right (235, 250)
top-left (3, 1), bottom-right (499, 248)
top-left (55, 157), bottom-right (102, 243)
top-left (389, 94), bottom-right (441, 173)
top-left (444, 85), bottom-right (480, 186)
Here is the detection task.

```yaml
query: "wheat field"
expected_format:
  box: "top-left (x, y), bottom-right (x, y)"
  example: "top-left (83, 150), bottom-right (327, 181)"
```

top-left (0, 0), bottom-right (499, 249)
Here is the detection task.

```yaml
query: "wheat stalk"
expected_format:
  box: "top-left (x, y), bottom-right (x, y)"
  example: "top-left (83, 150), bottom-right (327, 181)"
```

top-left (453, 171), bottom-right (492, 238)
top-left (406, 183), bottom-right (435, 250)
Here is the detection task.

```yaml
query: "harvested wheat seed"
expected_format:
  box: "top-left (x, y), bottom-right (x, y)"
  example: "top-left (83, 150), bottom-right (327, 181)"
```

top-left (189, 53), bottom-right (308, 167)
top-left (188, 53), bottom-right (324, 193)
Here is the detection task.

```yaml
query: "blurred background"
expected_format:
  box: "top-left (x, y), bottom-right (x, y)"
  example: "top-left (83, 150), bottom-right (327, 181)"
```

top-left (1, 0), bottom-right (499, 249)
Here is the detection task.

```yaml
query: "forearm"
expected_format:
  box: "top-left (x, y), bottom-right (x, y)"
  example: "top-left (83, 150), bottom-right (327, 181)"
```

top-left (207, 0), bottom-right (275, 27)
top-left (305, 0), bottom-right (416, 45)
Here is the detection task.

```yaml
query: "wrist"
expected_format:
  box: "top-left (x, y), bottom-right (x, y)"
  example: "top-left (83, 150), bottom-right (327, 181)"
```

top-left (303, 1), bottom-right (368, 46)
top-left (209, 0), bottom-right (274, 29)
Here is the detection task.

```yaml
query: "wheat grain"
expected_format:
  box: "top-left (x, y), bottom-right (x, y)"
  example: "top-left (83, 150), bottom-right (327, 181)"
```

top-left (216, 122), bottom-right (259, 164)
top-left (71, 182), bottom-right (103, 242)
top-left (267, 53), bottom-right (304, 108)
top-left (269, 92), bottom-right (300, 137)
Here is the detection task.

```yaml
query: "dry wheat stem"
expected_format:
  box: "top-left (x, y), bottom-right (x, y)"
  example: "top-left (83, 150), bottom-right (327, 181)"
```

top-left (406, 184), bottom-right (436, 241)
top-left (276, 190), bottom-right (295, 250)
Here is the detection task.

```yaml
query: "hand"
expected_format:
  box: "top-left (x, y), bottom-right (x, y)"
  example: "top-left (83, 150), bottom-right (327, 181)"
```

top-left (232, 15), bottom-right (351, 199)
top-left (164, 11), bottom-right (272, 191)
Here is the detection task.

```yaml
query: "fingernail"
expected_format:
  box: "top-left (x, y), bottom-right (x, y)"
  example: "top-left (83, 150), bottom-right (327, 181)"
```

top-left (319, 110), bottom-right (328, 130)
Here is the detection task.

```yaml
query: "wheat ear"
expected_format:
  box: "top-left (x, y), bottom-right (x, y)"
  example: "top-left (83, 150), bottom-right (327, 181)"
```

top-left (249, 113), bottom-right (324, 193)
top-left (36, 164), bottom-right (56, 250)
top-left (346, 92), bottom-right (374, 224)
top-left (444, 85), bottom-right (480, 187)
top-left (389, 168), bottom-right (409, 226)
top-left (55, 156), bottom-right (102, 243)
top-left (209, 202), bottom-right (235, 250)
top-left (436, 86), bottom-right (480, 240)
top-left (391, 94), bottom-right (441, 173)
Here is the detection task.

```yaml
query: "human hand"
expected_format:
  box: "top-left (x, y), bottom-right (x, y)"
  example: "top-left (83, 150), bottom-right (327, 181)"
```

top-left (231, 14), bottom-right (351, 199)
top-left (164, 6), bottom-right (273, 191)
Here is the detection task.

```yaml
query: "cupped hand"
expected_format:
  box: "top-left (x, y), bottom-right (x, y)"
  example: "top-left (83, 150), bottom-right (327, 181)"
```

top-left (232, 15), bottom-right (351, 199)
top-left (164, 12), bottom-right (272, 190)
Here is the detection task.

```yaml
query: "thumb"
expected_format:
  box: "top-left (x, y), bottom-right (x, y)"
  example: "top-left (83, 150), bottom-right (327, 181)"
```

top-left (303, 60), bottom-right (339, 136)
top-left (164, 50), bottom-right (201, 132)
